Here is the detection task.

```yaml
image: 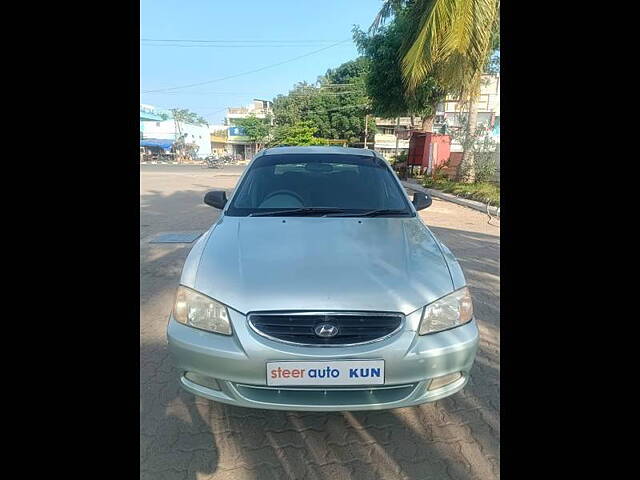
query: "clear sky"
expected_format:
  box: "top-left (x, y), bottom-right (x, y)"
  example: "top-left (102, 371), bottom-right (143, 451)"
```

top-left (140, 0), bottom-right (383, 124)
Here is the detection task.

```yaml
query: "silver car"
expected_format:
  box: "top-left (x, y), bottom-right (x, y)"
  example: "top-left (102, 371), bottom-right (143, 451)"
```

top-left (167, 146), bottom-right (478, 411)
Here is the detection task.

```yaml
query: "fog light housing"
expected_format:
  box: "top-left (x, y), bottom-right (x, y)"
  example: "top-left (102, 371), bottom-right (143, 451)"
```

top-left (184, 372), bottom-right (220, 390)
top-left (428, 372), bottom-right (462, 391)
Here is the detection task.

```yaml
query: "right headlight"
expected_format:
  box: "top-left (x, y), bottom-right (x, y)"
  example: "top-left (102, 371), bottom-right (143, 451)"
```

top-left (173, 285), bottom-right (232, 335)
top-left (418, 287), bottom-right (473, 335)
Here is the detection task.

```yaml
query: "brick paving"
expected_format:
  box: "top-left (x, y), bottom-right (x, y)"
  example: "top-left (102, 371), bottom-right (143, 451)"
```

top-left (140, 166), bottom-right (500, 480)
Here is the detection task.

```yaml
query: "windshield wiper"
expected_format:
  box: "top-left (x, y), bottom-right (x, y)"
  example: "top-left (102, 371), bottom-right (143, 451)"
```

top-left (249, 207), bottom-right (348, 217)
top-left (326, 209), bottom-right (410, 217)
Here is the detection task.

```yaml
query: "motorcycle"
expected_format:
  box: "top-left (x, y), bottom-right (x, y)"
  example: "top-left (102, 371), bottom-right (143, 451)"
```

top-left (202, 156), bottom-right (221, 169)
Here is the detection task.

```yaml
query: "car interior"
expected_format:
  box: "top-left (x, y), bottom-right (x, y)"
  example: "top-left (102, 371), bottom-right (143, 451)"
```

top-left (235, 162), bottom-right (405, 210)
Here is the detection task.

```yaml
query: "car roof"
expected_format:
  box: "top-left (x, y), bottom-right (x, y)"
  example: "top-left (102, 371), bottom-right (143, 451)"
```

top-left (260, 146), bottom-right (376, 157)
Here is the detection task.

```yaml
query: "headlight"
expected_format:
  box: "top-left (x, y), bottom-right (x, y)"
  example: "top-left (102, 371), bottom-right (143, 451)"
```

top-left (418, 287), bottom-right (473, 335)
top-left (173, 285), bottom-right (232, 335)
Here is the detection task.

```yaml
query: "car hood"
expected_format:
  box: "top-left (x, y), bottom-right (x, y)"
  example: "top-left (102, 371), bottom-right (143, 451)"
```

top-left (193, 216), bottom-right (454, 316)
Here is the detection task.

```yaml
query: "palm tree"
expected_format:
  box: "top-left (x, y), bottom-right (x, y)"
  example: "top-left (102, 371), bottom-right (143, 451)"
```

top-left (372, 0), bottom-right (500, 182)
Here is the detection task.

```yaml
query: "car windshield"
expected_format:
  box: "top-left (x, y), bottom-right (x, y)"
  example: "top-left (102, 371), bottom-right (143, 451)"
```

top-left (226, 153), bottom-right (412, 217)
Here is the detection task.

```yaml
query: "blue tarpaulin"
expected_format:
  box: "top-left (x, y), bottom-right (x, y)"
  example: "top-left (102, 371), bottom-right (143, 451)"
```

top-left (140, 138), bottom-right (174, 152)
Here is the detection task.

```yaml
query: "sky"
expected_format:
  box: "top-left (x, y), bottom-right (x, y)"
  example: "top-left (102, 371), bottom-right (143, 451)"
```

top-left (140, 0), bottom-right (383, 125)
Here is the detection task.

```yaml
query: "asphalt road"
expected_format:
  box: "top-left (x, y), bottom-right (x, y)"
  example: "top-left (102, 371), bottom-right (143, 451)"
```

top-left (140, 164), bottom-right (248, 175)
top-left (140, 164), bottom-right (500, 480)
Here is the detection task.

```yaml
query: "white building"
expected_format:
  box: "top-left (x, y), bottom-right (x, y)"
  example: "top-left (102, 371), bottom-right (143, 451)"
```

top-left (225, 99), bottom-right (273, 125)
top-left (140, 104), bottom-right (211, 158)
top-left (434, 74), bottom-right (500, 134)
top-left (372, 74), bottom-right (500, 159)
top-left (221, 99), bottom-right (274, 160)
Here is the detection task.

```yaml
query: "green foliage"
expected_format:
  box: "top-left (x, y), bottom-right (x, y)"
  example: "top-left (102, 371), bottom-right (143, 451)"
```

top-left (431, 159), bottom-right (451, 181)
top-left (423, 177), bottom-right (500, 206)
top-left (353, 13), bottom-right (445, 123)
top-left (231, 115), bottom-right (272, 145)
top-left (272, 58), bottom-right (375, 142)
top-left (269, 122), bottom-right (328, 146)
top-left (399, 0), bottom-right (500, 97)
top-left (370, 1), bottom-right (499, 98)
top-left (486, 51), bottom-right (500, 75)
top-left (393, 150), bottom-right (408, 165)
top-left (170, 108), bottom-right (208, 126)
top-left (486, 24), bottom-right (500, 75)
top-left (449, 125), bottom-right (499, 183)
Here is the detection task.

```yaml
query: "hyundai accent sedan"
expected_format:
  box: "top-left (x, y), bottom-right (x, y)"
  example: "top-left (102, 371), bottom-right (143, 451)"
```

top-left (167, 146), bottom-right (478, 411)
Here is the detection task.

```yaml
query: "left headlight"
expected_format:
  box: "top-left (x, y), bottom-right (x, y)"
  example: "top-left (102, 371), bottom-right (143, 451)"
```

top-left (173, 285), bottom-right (232, 335)
top-left (418, 287), bottom-right (473, 335)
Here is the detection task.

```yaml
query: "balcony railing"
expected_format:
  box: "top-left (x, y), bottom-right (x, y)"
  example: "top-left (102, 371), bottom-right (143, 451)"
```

top-left (227, 107), bottom-right (272, 115)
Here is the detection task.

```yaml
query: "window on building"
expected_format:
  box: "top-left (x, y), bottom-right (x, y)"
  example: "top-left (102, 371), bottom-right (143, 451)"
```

top-left (156, 122), bottom-right (160, 127)
top-left (383, 128), bottom-right (395, 135)
top-left (477, 112), bottom-right (492, 127)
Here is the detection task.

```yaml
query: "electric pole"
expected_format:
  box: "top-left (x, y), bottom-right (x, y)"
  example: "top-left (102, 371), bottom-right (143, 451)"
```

top-left (364, 114), bottom-right (369, 149)
top-left (395, 117), bottom-right (400, 159)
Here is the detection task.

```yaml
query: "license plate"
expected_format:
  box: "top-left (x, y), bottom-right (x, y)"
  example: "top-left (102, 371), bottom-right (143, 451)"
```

top-left (266, 360), bottom-right (385, 386)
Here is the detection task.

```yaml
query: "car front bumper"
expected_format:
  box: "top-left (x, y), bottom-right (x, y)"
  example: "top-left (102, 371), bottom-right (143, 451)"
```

top-left (167, 310), bottom-right (479, 411)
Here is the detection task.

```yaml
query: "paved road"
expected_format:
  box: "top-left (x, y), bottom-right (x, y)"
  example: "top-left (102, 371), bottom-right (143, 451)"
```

top-left (140, 165), bottom-right (500, 480)
top-left (141, 164), bottom-right (247, 175)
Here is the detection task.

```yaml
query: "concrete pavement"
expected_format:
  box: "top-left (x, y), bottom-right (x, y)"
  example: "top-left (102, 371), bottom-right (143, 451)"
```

top-left (140, 164), bottom-right (500, 480)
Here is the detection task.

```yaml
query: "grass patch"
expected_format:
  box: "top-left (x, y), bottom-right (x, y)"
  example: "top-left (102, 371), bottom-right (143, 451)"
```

top-left (422, 177), bottom-right (500, 206)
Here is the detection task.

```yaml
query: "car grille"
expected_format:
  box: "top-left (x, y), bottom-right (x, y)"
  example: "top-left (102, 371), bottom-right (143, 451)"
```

top-left (248, 312), bottom-right (403, 346)
top-left (234, 383), bottom-right (417, 406)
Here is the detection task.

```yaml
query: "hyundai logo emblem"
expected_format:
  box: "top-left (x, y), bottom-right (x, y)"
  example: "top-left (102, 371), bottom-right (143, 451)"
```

top-left (314, 323), bottom-right (339, 338)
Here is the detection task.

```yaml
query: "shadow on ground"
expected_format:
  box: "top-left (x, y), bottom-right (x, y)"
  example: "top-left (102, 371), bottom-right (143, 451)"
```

top-left (140, 187), bottom-right (500, 480)
top-left (140, 339), bottom-right (499, 480)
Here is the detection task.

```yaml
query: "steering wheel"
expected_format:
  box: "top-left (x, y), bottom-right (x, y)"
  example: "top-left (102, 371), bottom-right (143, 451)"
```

top-left (260, 190), bottom-right (305, 208)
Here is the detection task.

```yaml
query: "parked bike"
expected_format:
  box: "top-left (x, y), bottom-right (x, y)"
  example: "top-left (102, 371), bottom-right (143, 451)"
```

top-left (202, 156), bottom-right (221, 169)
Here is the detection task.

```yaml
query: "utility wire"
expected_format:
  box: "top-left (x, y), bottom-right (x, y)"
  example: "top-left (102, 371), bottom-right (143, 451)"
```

top-left (143, 85), bottom-right (362, 96)
top-left (140, 42), bottom-right (350, 48)
top-left (142, 39), bottom-right (351, 94)
top-left (141, 38), bottom-right (347, 43)
top-left (141, 43), bottom-right (349, 48)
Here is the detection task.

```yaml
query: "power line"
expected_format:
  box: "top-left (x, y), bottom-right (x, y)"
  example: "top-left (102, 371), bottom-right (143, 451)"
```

top-left (143, 91), bottom-right (256, 96)
top-left (141, 38), bottom-right (348, 43)
top-left (288, 92), bottom-right (362, 97)
top-left (141, 105), bottom-right (228, 115)
top-left (142, 39), bottom-right (351, 94)
top-left (140, 43), bottom-right (349, 48)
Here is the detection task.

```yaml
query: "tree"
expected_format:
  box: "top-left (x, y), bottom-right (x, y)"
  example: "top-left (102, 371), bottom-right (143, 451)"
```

top-left (353, 12), bottom-right (445, 131)
top-left (486, 25), bottom-right (500, 75)
top-left (372, 0), bottom-right (500, 181)
top-left (231, 115), bottom-right (272, 151)
top-left (269, 122), bottom-right (328, 146)
top-left (272, 59), bottom-right (375, 144)
top-left (170, 108), bottom-right (209, 126)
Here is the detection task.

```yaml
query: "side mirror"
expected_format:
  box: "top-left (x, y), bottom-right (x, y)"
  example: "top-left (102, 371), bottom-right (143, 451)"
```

top-left (204, 190), bottom-right (227, 209)
top-left (412, 192), bottom-right (432, 211)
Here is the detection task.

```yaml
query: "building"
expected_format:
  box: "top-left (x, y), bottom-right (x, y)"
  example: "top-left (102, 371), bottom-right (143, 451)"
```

top-left (139, 104), bottom-right (211, 158)
top-left (223, 99), bottom-right (274, 160)
top-left (373, 117), bottom-right (414, 160)
top-left (225, 99), bottom-right (274, 124)
top-left (140, 104), bottom-right (163, 139)
top-left (209, 124), bottom-right (228, 157)
top-left (372, 73), bottom-right (500, 160)
top-left (434, 73), bottom-right (500, 137)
